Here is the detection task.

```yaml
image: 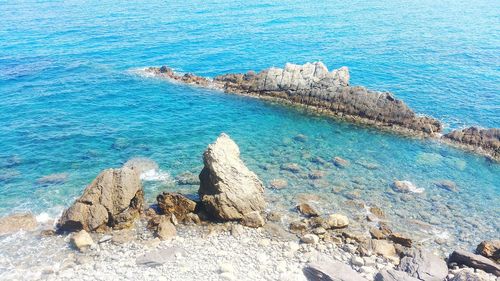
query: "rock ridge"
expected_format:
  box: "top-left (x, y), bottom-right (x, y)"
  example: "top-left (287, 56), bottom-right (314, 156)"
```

top-left (144, 62), bottom-right (499, 161)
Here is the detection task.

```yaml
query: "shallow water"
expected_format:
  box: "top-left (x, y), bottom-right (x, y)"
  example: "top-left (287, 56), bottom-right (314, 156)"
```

top-left (0, 0), bottom-right (499, 256)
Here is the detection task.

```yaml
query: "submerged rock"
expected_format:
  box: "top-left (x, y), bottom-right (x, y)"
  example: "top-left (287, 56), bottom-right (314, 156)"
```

top-left (392, 180), bottom-right (424, 193)
top-left (0, 213), bottom-right (37, 235)
top-left (198, 133), bottom-right (266, 226)
top-left (297, 203), bottom-right (319, 217)
top-left (269, 178), bottom-right (288, 189)
top-left (123, 157), bottom-right (159, 175)
top-left (36, 173), bottom-right (69, 185)
top-left (333, 157), bottom-right (350, 168)
top-left (57, 167), bottom-right (144, 232)
top-left (434, 180), bottom-right (458, 192)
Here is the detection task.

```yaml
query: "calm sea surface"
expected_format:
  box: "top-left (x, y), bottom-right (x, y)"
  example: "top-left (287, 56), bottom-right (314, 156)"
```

top-left (0, 0), bottom-right (499, 253)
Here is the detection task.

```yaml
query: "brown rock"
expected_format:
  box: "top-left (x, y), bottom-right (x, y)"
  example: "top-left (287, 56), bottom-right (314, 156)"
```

top-left (289, 221), bottom-right (308, 233)
top-left (297, 203), bottom-right (319, 217)
top-left (449, 250), bottom-right (500, 277)
top-left (156, 192), bottom-right (197, 222)
top-left (156, 219), bottom-right (176, 240)
top-left (241, 211), bottom-right (265, 228)
top-left (198, 133), bottom-right (266, 223)
top-left (369, 206), bottom-right (385, 219)
top-left (370, 227), bottom-right (386, 240)
top-left (57, 167), bottom-right (144, 232)
top-left (389, 233), bottom-right (413, 247)
top-left (476, 240), bottom-right (500, 262)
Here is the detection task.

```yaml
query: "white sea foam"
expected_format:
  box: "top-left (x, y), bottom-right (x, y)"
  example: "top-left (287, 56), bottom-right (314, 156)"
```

top-left (140, 169), bottom-right (171, 182)
top-left (36, 212), bottom-right (51, 224)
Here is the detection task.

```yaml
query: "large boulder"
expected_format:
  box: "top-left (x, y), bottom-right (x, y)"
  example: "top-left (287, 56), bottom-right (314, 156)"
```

top-left (397, 249), bottom-right (448, 281)
top-left (303, 261), bottom-right (368, 281)
top-left (0, 213), bottom-right (37, 235)
top-left (198, 133), bottom-right (266, 227)
top-left (57, 167), bottom-right (144, 232)
top-left (449, 250), bottom-right (500, 277)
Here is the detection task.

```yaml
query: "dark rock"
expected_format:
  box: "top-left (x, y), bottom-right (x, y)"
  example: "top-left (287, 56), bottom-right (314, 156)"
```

top-left (303, 261), bottom-right (368, 281)
top-left (297, 203), bottom-right (320, 217)
top-left (389, 233), bottom-right (413, 247)
top-left (443, 127), bottom-right (500, 161)
top-left (449, 250), bottom-right (500, 276)
top-left (397, 249), bottom-right (448, 281)
top-left (375, 269), bottom-right (420, 281)
top-left (280, 163), bottom-right (301, 173)
top-left (156, 192), bottom-right (197, 222)
top-left (434, 180), bottom-right (458, 192)
top-left (476, 240), bottom-right (500, 262)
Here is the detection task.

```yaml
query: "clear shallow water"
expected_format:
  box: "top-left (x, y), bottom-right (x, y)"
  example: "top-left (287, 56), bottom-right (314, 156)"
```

top-left (0, 0), bottom-right (499, 254)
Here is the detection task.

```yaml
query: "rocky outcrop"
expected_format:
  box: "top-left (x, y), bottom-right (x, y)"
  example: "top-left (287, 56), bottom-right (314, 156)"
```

top-left (443, 127), bottom-right (500, 161)
top-left (476, 240), bottom-right (500, 262)
top-left (397, 249), bottom-right (448, 281)
top-left (145, 62), bottom-right (442, 137)
top-left (57, 167), bottom-right (144, 232)
top-left (144, 63), bottom-right (500, 161)
top-left (449, 250), bottom-right (500, 276)
top-left (303, 261), bottom-right (368, 281)
top-left (0, 213), bottom-right (37, 235)
top-left (198, 133), bottom-right (266, 227)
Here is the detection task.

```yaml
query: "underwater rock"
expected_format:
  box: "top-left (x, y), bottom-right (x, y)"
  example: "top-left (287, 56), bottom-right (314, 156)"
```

top-left (297, 203), bottom-right (319, 217)
top-left (123, 157), bottom-right (159, 175)
top-left (434, 180), bottom-right (458, 192)
top-left (36, 172), bottom-right (69, 185)
top-left (333, 156), bottom-right (350, 168)
top-left (392, 180), bottom-right (424, 193)
top-left (280, 163), bottom-right (301, 173)
top-left (57, 167), bottom-right (144, 232)
top-left (269, 178), bottom-right (288, 189)
top-left (198, 133), bottom-right (266, 225)
top-left (444, 127), bottom-right (500, 161)
top-left (0, 213), bottom-right (37, 235)
top-left (175, 171), bottom-right (200, 185)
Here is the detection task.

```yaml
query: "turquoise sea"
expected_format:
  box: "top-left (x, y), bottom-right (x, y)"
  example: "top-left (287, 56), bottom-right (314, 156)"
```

top-left (0, 0), bottom-right (499, 253)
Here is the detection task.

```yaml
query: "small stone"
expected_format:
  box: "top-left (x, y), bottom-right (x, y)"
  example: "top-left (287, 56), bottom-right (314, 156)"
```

top-left (351, 256), bottom-right (365, 267)
top-left (434, 180), bottom-right (458, 192)
top-left (293, 134), bottom-right (308, 142)
top-left (70, 230), bottom-right (94, 251)
top-left (389, 233), bottom-right (412, 247)
top-left (98, 235), bottom-right (112, 243)
top-left (308, 170), bottom-right (325, 180)
top-left (297, 203), bottom-right (319, 217)
top-left (269, 178), bottom-right (288, 189)
top-left (301, 234), bottom-right (320, 244)
top-left (280, 163), bottom-right (301, 173)
top-left (241, 211), bottom-right (265, 228)
top-left (327, 214), bottom-right (349, 229)
top-left (392, 180), bottom-right (424, 193)
top-left (312, 227), bottom-right (327, 235)
top-left (156, 219), bottom-right (176, 240)
top-left (289, 221), bottom-right (308, 233)
top-left (370, 228), bottom-right (386, 240)
top-left (371, 240), bottom-right (399, 264)
top-left (369, 207), bottom-right (385, 219)
top-left (333, 157), bottom-right (350, 168)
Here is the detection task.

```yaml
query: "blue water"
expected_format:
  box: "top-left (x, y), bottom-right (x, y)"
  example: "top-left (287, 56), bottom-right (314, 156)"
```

top-left (0, 0), bottom-right (499, 252)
